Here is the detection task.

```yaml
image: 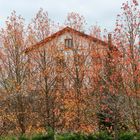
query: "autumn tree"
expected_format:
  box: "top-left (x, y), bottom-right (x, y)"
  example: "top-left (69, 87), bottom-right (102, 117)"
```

top-left (27, 8), bottom-right (59, 131)
top-left (89, 22), bottom-right (127, 140)
top-left (114, 0), bottom-right (140, 132)
top-left (65, 12), bottom-right (86, 32)
top-left (0, 11), bottom-right (29, 134)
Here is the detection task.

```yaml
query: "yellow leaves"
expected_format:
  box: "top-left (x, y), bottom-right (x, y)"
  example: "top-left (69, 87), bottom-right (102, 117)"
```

top-left (80, 124), bottom-right (95, 133)
top-left (42, 69), bottom-right (50, 76)
top-left (1, 113), bottom-right (16, 123)
top-left (27, 124), bottom-right (45, 134)
top-left (64, 111), bottom-right (76, 122)
top-left (15, 84), bottom-right (21, 92)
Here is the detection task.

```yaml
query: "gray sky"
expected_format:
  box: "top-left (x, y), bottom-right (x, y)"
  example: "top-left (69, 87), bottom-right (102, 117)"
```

top-left (0, 0), bottom-right (136, 31)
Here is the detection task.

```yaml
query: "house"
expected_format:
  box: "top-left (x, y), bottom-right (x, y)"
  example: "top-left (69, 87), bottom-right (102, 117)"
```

top-left (25, 26), bottom-right (114, 87)
top-left (25, 26), bottom-right (108, 54)
top-left (18, 26), bottom-right (124, 133)
top-left (24, 26), bottom-right (117, 89)
top-left (24, 27), bottom-right (114, 76)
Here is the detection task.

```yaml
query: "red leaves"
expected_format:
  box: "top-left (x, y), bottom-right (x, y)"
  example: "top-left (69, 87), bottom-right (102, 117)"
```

top-left (105, 118), bottom-right (110, 123)
top-left (0, 0), bottom-right (140, 134)
top-left (65, 12), bottom-right (86, 32)
top-left (133, 0), bottom-right (139, 6)
top-left (89, 25), bottom-right (102, 39)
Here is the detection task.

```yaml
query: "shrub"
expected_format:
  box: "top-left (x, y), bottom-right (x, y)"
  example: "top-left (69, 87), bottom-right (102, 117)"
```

top-left (0, 136), bottom-right (16, 140)
top-left (1, 131), bottom-right (140, 140)
top-left (134, 133), bottom-right (140, 140)
top-left (66, 131), bottom-right (113, 140)
top-left (91, 131), bottom-right (113, 140)
top-left (32, 134), bottom-right (49, 140)
top-left (18, 135), bottom-right (29, 140)
top-left (86, 134), bottom-right (96, 140)
top-left (56, 133), bottom-right (87, 140)
top-left (118, 132), bottom-right (134, 140)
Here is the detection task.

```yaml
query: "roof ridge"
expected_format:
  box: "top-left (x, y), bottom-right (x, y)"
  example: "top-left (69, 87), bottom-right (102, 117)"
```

top-left (25, 26), bottom-right (108, 53)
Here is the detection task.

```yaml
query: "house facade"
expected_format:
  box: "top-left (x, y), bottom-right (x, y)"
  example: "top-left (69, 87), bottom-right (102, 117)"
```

top-left (24, 26), bottom-right (112, 132)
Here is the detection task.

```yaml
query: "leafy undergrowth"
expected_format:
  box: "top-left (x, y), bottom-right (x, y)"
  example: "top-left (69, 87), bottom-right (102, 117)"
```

top-left (0, 131), bottom-right (140, 140)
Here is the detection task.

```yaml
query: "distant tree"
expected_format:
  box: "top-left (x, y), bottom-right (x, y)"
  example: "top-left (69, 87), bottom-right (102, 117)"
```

top-left (65, 12), bottom-right (86, 32)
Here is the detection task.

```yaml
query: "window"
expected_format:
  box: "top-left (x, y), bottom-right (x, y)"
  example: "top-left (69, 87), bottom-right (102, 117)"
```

top-left (65, 39), bottom-right (73, 48)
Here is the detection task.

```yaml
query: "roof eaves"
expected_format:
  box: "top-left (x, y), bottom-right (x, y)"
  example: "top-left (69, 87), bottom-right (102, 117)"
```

top-left (25, 26), bottom-right (108, 53)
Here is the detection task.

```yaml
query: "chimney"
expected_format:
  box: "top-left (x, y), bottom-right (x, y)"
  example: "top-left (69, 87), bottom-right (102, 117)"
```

top-left (108, 33), bottom-right (112, 50)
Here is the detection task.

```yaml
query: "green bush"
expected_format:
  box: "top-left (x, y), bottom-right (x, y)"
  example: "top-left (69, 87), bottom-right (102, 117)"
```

top-left (56, 133), bottom-right (77, 140)
top-left (18, 135), bottom-right (29, 140)
top-left (1, 131), bottom-right (140, 140)
top-left (134, 133), bottom-right (140, 140)
top-left (86, 134), bottom-right (96, 140)
top-left (57, 132), bottom-right (112, 140)
top-left (118, 132), bottom-right (134, 140)
top-left (91, 131), bottom-right (112, 140)
top-left (0, 136), bottom-right (16, 140)
top-left (56, 133), bottom-right (87, 140)
top-left (32, 134), bottom-right (49, 140)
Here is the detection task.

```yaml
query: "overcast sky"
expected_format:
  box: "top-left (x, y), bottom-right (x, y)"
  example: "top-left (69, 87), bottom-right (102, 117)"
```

top-left (0, 0), bottom-right (138, 32)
